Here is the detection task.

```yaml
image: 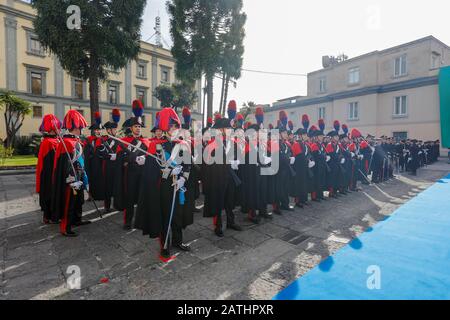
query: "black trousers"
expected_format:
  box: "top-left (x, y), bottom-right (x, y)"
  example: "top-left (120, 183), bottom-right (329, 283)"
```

top-left (124, 168), bottom-right (141, 227)
top-left (160, 178), bottom-right (183, 249)
top-left (61, 187), bottom-right (83, 233)
top-left (41, 198), bottom-right (52, 221)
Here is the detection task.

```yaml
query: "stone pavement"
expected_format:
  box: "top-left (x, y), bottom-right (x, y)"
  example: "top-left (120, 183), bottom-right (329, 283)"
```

top-left (0, 161), bottom-right (448, 300)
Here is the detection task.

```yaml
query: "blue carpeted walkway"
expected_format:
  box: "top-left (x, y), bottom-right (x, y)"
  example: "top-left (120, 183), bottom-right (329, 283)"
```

top-left (274, 173), bottom-right (450, 300)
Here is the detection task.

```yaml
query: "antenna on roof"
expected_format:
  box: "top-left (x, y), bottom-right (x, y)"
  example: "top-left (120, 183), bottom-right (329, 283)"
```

top-left (322, 53), bottom-right (349, 68)
top-left (154, 16), bottom-right (162, 48)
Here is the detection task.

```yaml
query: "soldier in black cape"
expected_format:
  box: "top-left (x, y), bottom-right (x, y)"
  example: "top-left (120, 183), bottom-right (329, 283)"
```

top-left (113, 100), bottom-right (149, 230)
top-left (271, 111), bottom-right (295, 215)
top-left (36, 114), bottom-right (60, 224)
top-left (96, 108), bottom-right (121, 213)
top-left (84, 112), bottom-right (105, 201)
top-left (51, 110), bottom-right (91, 237)
top-left (135, 107), bottom-right (193, 262)
top-left (203, 117), bottom-right (242, 237)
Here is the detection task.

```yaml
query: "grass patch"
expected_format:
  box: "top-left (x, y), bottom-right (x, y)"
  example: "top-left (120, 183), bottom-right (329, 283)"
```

top-left (0, 155), bottom-right (37, 167)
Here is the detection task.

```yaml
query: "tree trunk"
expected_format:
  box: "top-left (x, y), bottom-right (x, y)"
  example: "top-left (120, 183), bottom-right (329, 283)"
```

top-left (4, 109), bottom-right (17, 148)
top-left (206, 73), bottom-right (214, 120)
top-left (222, 74), bottom-right (231, 117)
top-left (202, 77), bottom-right (207, 126)
top-left (89, 53), bottom-right (100, 124)
top-left (219, 72), bottom-right (226, 116)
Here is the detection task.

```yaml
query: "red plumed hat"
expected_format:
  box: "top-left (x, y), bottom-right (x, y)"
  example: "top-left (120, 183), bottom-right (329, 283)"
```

top-left (288, 120), bottom-right (294, 131)
top-left (214, 113), bottom-right (222, 121)
top-left (207, 117), bottom-right (213, 128)
top-left (351, 128), bottom-right (362, 139)
top-left (89, 111), bottom-right (103, 130)
top-left (182, 107), bottom-right (191, 125)
top-left (39, 114), bottom-right (61, 133)
top-left (112, 108), bottom-right (121, 124)
top-left (63, 110), bottom-right (88, 130)
top-left (154, 107), bottom-right (181, 132)
top-left (255, 107), bottom-right (264, 125)
top-left (342, 124), bottom-right (349, 135)
top-left (132, 99), bottom-right (144, 117)
top-left (279, 111), bottom-right (288, 127)
top-left (318, 118), bottom-right (325, 131)
top-left (302, 114), bottom-right (310, 130)
top-left (333, 120), bottom-right (340, 132)
top-left (227, 100), bottom-right (237, 120)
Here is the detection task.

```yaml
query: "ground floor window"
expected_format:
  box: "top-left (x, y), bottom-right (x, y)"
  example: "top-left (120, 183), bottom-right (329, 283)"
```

top-left (393, 131), bottom-right (408, 140)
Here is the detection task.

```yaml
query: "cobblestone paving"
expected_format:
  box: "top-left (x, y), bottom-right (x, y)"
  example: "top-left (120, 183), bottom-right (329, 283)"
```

top-left (0, 162), bottom-right (448, 300)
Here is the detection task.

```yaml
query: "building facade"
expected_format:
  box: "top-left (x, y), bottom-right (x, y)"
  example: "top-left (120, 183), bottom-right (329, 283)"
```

top-left (0, 0), bottom-right (202, 139)
top-left (265, 36), bottom-right (450, 152)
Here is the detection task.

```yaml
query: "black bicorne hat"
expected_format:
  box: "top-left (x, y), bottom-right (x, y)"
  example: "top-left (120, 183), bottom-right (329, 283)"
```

top-left (213, 118), bottom-right (232, 129)
top-left (327, 130), bottom-right (339, 137)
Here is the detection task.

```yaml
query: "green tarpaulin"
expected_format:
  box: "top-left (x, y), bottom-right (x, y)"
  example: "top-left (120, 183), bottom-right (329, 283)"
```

top-left (439, 66), bottom-right (450, 148)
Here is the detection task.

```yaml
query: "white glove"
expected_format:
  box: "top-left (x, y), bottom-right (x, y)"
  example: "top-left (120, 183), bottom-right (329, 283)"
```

top-left (171, 166), bottom-right (183, 176)
top-left (136, 155), bottom-right (146, 166)
top-left (358, 155), bottom-right (363, 160)
top-left (340, 158), bottom-right (345, 164)
top-left (351, 152), bottom-right (355, 158)
top-left (176, 177), bottom-right (186, 190)
top-left (66, 175), bottom-right (76, 184)
top-left (109, 153), bottom-right (117, 161)
top-left (262, 156), bottom-right (272, 165)
top-left (230, 160), bottom-right (240, 171)
top-left (408, 157), bottom-right (412, 162)
top-left (70, 181), bottom-right (83, 190)
top-left (326, 155), bottom-right (331, 162)
top-left (308, 160), bottom-right (316, 168)
top-left (290, 157), bottom-right (295, 165)
top-left (418, 151), bottom-right (423, 155)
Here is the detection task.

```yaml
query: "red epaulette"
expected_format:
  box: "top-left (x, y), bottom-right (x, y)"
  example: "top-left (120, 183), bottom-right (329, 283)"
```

top-left (310, 143), bottom-right (319, 153)
top-left (290, 141), bottom-right (302, 157)
top-left (360, 141), bottom-right (369, 149)
top-left (348, 143), bottom-right (356, 152)
top-left (325, 142), bottom-right (334, 154)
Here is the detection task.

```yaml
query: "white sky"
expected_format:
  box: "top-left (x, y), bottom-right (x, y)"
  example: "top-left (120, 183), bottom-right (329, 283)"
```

top-left (141, 0), bottom-right (450, 112)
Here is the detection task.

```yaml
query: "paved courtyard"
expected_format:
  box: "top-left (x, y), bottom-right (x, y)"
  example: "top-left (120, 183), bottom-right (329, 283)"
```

top-left (0, 161), bottom-right (449, 300)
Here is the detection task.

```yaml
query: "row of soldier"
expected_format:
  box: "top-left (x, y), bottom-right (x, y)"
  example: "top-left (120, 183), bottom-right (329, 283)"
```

top-left (36, 100), bottom-right (432, 262)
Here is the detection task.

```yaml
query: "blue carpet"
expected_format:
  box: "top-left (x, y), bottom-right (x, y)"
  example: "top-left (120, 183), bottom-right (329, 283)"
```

top-left (274, 173), bottom-right (450, 300)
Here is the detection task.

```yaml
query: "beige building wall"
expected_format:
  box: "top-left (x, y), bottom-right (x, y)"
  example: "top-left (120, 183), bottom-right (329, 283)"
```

top-left (20, 102), bottom-right (55, 137)
top-left (265, 36), bottom-right (449, 156)
top-left (0, 0), bottom-right (202, 141)
top-left (0, 11), bottom-right (6, 90)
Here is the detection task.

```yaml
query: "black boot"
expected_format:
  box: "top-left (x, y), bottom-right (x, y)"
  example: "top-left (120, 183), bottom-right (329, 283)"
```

top-left (175, 243), bottom-right (191, 252)
top-left (260, 210), bottom-right (273, 220)
top-left (62, 227), bottom-right (78, 237)
top-left (227, 223), bottom-right (243, 231)
top-left (215, 226), bottom-right (224, 237)
top-left (159, 249), bottom-right (175, 263)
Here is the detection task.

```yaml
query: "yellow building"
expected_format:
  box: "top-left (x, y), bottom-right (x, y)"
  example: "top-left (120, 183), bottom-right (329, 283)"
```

top-left (0, 0), bottom-right (202, 139)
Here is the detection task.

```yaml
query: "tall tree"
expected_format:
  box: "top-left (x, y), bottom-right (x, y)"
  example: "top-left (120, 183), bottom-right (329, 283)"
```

top-left (219, 0), bottom-right (246, 115)
top-left (172, 82), bottom-right (198, 111)
top-left (168, 0), bottom-right (245, 122)
top-left (153, 84), bottom-right (175, 108)
top-left (0, 91), bottom-right (32, 148)
top-left (32, 0), bottom-right (146, 123)
top-left (240, 101), bottom-right (255, 120)
top-left (153, 82), bottom-right (197, 111)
